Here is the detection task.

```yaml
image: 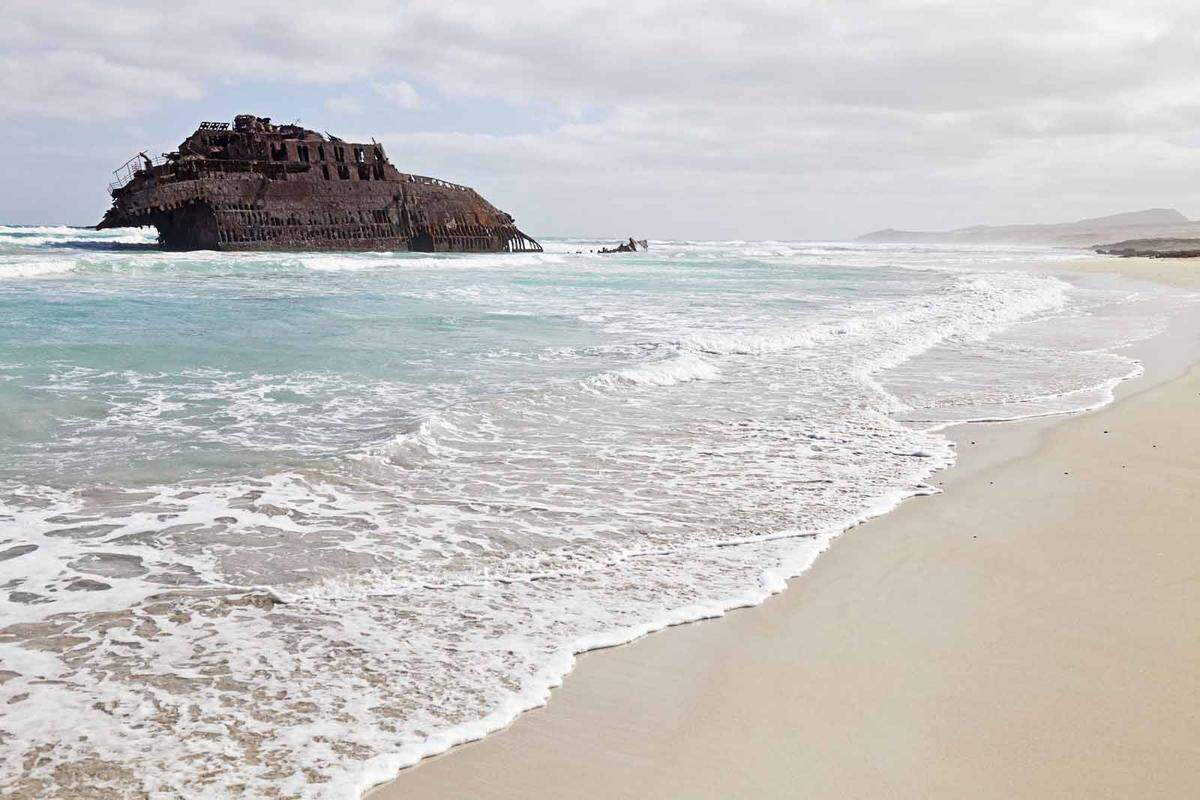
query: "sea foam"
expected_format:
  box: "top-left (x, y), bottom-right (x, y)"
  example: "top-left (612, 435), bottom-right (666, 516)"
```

top-left (0, 233), bottom-right (1192, 798)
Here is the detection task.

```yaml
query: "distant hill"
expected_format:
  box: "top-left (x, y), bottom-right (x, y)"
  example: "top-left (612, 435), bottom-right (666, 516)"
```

top-left (856, 209), bottom-right (1200, 247)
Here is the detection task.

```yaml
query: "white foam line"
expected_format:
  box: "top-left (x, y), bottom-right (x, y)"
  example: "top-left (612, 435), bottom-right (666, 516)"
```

top-left (349, 468), bottom-right (948, 798)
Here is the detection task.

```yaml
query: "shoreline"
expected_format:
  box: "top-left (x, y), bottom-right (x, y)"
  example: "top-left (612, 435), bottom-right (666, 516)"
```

top-left (366, 255), bottom-right (1200, 799)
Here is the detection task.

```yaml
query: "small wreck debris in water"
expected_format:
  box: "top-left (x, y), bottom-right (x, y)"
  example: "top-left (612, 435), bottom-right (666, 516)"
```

top-left (599, 237), bottom-right (649, 254)
top-left (97, 115), bottom-right (541, 253)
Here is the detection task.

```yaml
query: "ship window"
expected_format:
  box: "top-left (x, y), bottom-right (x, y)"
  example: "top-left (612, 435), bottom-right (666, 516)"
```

top-left (354, 147), bottom-right (365, 163)
top-left (335, 146), bottom-right (345, 162)
top-left (318, 145), bottom-right (326, 161)
top-left (338, 164), bottom-right (350, 180)
top-left (358, 164), bottom-right (371, 180)
top-left (322, 164), bottom-right (331, 180)
top-left (297, 144), bottom-right (309, 163)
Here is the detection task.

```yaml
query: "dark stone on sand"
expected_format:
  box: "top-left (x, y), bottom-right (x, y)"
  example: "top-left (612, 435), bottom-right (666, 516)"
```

top-left (66, 578), bottom-right (112, 592)
top-left (0, 544), bottom-right (38, 561)
top-left (45, 524), bottom-right (123, 539)
top-left (8, 591), bottom-right (50, 604)
top-left (224, 591), bottom-right (284, 610)
top-left (69, 552), bottom-right (147, 579)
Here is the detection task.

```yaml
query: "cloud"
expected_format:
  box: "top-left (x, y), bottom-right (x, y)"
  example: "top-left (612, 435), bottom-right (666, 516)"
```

top-left (372, 81), bottom-right (421, 109)
top-left (324, 96), bottom-right (365, 115)
top-left (0, 50), bottom-right (203, 120)
top-left (3, 0), bottom-right (1200, 235)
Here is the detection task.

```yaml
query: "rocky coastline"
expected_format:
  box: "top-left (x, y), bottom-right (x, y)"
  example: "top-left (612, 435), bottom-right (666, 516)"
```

top-left (1093, 238), bottom-right (1200, 258)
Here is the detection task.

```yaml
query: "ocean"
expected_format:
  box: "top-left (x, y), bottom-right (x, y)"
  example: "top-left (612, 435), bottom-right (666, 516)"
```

top-left (0, 225), bottom-right (1189, 798)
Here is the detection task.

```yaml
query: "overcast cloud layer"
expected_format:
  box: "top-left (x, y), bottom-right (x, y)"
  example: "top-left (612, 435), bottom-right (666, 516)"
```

top-left (3, 0), bottom-right (1198, 238)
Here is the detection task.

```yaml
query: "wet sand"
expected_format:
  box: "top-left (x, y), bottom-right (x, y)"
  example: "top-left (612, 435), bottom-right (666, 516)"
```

top-left (368, 257), bottom-right (1200, 799)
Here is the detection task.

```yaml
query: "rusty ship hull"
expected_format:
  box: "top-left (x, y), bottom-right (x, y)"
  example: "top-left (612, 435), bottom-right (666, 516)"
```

top-left (97, 116), bottom-right (541, 253)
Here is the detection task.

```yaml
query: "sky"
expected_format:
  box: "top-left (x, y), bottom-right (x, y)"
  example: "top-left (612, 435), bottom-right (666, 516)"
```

top-left (2, 0), bottom-right (1199, 239)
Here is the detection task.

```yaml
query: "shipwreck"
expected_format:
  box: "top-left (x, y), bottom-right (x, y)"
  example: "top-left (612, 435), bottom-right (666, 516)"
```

top-left (599, 237), bottom-right (649, 254)
top-left (97, 115), bottom-right (541, 253)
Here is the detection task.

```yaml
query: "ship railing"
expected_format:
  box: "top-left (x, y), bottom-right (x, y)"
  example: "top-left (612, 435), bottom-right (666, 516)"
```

top-left (108, 153), bottom-right (169, 192)
top-left (406, 174), bottom-right (470, 192)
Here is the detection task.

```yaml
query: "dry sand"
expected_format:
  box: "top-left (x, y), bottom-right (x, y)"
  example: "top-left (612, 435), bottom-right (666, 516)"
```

top-left (368, 257), bottom-right (1200, 799)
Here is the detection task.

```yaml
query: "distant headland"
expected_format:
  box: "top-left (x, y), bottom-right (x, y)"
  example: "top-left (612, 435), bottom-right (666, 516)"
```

top-left (856, 208), bottom-right (1200, 248)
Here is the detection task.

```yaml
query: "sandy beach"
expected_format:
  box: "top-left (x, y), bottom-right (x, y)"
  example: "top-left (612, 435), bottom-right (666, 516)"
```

top-left (369, 256), bottom-right (1200, 799)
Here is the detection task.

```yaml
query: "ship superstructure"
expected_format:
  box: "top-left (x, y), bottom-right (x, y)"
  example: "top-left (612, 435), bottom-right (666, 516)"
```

top-left (98, 115), bottom-right (541, 253)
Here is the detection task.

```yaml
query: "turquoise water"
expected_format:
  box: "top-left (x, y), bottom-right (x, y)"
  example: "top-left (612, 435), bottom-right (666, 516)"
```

top-left (0, 225), bottom-right (1183, 798)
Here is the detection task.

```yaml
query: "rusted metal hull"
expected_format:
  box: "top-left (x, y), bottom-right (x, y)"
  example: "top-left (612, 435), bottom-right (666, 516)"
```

top-left (98, 117), bottom-right (541, 254)
top-left (101, 174), bottom-right (541, 253)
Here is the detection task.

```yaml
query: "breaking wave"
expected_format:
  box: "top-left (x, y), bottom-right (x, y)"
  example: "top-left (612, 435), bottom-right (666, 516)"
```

top-left (0, 258), bottom-right (80, 279)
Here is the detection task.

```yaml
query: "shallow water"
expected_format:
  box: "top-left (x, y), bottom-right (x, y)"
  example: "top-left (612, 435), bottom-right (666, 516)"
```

top-left (0, 226), bottom-right (1189, 798)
